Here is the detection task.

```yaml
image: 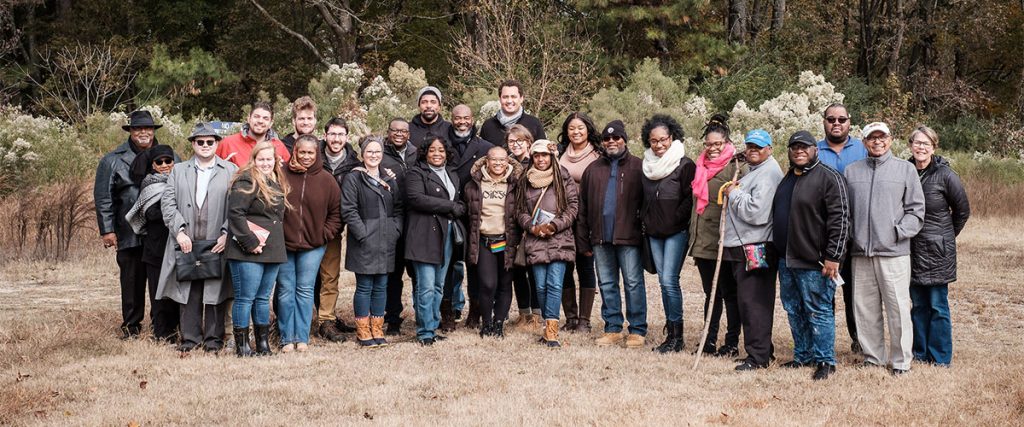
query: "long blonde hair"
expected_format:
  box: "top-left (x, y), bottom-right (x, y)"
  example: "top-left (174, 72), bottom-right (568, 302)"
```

top-left (233, 141), bottom-right (291, 209)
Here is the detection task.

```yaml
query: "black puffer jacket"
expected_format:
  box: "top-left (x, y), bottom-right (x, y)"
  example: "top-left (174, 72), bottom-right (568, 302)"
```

top-left (641, 158), bottom-right (696, 238)
top-left (909, 156), bottom-right (970, 286)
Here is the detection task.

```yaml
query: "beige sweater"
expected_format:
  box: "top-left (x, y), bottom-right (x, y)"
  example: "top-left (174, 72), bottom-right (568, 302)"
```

top-left (480, 170), bottom-right (510, 235)
top-left (559, 144), bottom-right (601, 183)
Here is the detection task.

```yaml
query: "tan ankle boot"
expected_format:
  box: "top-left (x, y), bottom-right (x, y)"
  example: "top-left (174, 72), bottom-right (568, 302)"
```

top-left (355, 317), bottom-right (375, 347)
top-left (543, 319), bottom-right (561, 347)
top-left (370, 317), bottom-right (388, 347)
top-left (595, 332), bottom-right (625, 346)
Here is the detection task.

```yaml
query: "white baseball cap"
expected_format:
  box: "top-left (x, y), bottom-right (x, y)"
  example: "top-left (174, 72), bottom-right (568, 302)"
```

top-left (861, 122), bottom-right (891, 138)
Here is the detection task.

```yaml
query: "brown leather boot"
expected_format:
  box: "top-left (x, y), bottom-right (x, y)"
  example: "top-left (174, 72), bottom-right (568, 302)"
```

top-left (542, 319), bottom-right (561, 347)
top-left (574, 288), bottom-right (596, 333)
top-left (561, 282), bottom-right (579, 331)
top-left (355, 317), bottom-right (375, 348)
top-left (370, 317), bottom-right (388, 347)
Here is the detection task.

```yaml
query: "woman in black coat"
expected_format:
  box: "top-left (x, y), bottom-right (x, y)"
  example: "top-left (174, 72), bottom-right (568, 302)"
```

top-left (404, 134), bottom-right (466, 346)
top-left (124, 144), bottom-right (179, 342)
top-left (342, 137), bottom-right (404, 347)
top-left (907, 126), bottom-right (970, 367)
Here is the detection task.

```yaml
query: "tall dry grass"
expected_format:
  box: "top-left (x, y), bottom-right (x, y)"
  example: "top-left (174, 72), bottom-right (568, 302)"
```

top-left (1, 219), bottom-right (1023, 425)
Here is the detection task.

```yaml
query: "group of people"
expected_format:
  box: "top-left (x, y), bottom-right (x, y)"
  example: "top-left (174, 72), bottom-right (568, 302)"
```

top-left (95, 82), bottom-right (970, 380)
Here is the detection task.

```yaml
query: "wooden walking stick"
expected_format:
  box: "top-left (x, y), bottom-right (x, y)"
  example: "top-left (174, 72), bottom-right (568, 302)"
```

top-left (693, 157), bottom-right (742, 370)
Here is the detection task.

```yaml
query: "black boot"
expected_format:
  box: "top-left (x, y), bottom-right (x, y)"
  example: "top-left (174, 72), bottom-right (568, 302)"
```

top-left (479, 321), bottom-right (493, 338)
top-left (492, 320), bottom-right (505, 338)
top-left (654, 321), bottom-right (684, 354)
top-left (233, 327), bottom-right (253, 357)
top-left (254, 324), bottom-right (272, 356)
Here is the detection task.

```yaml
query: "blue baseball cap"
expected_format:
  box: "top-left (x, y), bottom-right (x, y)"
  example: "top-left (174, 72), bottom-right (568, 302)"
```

top-left (744, 129), bottom-right (772, 148)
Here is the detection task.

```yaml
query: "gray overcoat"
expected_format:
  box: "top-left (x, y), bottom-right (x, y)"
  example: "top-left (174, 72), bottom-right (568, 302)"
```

top-left (156, 157), bottom-right (238, 305)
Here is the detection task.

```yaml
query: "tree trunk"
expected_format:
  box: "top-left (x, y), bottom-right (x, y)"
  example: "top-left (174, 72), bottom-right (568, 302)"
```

top-left (771, 0), bottom-right (785, 34)
top-left (728, 0), bottom-right (748, 43)
top-left (887, 0), bottom-right (905, 76)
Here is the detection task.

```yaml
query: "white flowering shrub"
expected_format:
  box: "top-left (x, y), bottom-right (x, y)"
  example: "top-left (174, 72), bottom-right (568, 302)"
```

top-left (728, 71), bottom-right (845, 146)
top-left (0, 106), bottom-right (92, 191)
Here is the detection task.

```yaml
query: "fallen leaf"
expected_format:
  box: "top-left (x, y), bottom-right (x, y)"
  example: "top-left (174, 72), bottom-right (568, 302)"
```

top-left (16, 372), bottom-right (30, 382)
top-left (363, 412), bottom-right (374, 420)
top-left (33, 410), bottom-right (46, 418)
top-left (127, 420), bottom-right (140, 427)
top-left (139, 381), bottom-right (148, 390)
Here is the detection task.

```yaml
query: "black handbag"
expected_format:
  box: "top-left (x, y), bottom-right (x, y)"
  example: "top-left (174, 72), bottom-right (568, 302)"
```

top-left (640, 233), bottom-right (657, 274)
top-left (175, 239), bottom-right (223, 281)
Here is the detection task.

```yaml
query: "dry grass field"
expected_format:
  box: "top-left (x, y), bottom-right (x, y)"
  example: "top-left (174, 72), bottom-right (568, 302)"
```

top-left (1, 217), bottom-right (1023, 425)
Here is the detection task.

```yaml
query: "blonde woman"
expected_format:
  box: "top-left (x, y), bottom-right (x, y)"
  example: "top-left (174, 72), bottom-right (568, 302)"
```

top-left (226, 141), bottom-right (290, 357)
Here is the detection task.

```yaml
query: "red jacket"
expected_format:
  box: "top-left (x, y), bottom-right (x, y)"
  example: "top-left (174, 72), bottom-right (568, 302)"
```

top-left (216, 131), bottom-right (290, 167)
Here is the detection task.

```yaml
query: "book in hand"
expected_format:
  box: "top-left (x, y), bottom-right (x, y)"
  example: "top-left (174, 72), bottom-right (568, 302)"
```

top-left (247, 220), bottom-right (270, 245)
top-left (533, 209), bottom-right (555, 226)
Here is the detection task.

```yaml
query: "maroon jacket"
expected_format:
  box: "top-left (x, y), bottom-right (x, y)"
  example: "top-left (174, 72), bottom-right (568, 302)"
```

top-left (576, 152), bottom-right (644, 253)
top-left (282, 150), bottom-right (343, 251)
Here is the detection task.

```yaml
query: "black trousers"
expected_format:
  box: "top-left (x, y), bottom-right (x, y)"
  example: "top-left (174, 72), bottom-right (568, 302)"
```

top-left (385, 237), bottom-right (416, 325)
top-left (116, 247), bottom-right (149, 335)
top-left (179, 280), bottom-right (226, 347)
top-left (476, 239), bottom-right (514, 323)
top-left (512, 265), bottom-right (539, 311)
top-left (727, 246), bottom-right (778, 366)
top-left (695, 257), bottom-right (741, 349)
top-left (144, 261), bottom-right (180, 340)
top-left (835, 260), bottom-right (858, 341)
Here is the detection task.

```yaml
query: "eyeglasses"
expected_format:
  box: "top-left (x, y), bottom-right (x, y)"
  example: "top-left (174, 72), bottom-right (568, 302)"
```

top-left (602, 136), bottom-right (623, 142)
top-left (363, 150), bottom-right (383, 155)
top-left (648, 136), bottom-right (671, 146)
top-left (789, 144), bottom-right (813, 152)
top-left (326, 132), bottom-right (348, 138)
top-left (865, 135), bottom-right (889, 143)
top-left (910, 140), bottom-right (933, 148)
top-left (193, 139), bottom-right (217, 147)
top-left (153, 158), bottom-right (174, 166)
top-left (703, 141), bottom-right (724, 149)
top-left (508, 139), bottom-right (529, 146)
top-left (388, 128), bottom-right (409, 134)
top-left (825, 116), bottom-right (849, 125)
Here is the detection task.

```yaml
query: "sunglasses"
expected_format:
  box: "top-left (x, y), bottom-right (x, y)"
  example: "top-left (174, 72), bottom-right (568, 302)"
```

top-left (193, 139), bottom-right (217, 147)
top-left (825, 116), bottom-right (849, 124)
top-left (153, 158), bottom-right (174, 166)
top-left (602, 135), bottom-right (623, 142)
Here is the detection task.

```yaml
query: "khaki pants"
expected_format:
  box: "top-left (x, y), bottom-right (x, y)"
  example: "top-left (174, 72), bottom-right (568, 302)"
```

top-left (853, 255), bottom-right (913, 370)
top-left (318, 236), bottom-right (344, 322)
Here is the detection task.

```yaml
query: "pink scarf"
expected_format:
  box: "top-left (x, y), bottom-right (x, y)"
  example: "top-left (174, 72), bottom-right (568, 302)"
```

top-left (691, 143), bottom-right (736, 215)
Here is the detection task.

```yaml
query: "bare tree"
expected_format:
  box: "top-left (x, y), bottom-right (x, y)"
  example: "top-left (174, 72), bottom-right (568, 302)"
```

top-left (449, 0), bottom-right (600, 125)
top-left (22, 42), bottom-right (139, 122)
top-left (728, 0), bottom-right (749, 43)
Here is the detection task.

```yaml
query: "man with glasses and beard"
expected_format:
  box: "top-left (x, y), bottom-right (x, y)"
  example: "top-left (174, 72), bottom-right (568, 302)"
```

top-left (816, 103), bottom-right (866, 353)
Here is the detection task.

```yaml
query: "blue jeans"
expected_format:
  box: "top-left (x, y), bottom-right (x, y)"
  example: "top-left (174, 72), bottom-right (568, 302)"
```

top-left (594, 244), bottom-right (647, 335)
top-left (531, 261), bottom-right (567, 320)
top-left (649, 231), bottom-right (688, 323)
top-left (229, 260), bottom-right (282, 328)
top-left (778, 259), bottom-right (837, 364)
top-left (276, 247), bottom-right (326, 344)
top-left (354, 273), bottom-right (389, 318)
top-left (411, 227), bottom-right (453, 340)
top-left (910, 284), bottom-right (952, 365)
top-left (451, 260), bottom-right (466, 312)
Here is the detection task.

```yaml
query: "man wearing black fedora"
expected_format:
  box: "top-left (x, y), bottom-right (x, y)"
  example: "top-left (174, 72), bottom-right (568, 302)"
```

top-left (95, 110), bottom-right (178, 340)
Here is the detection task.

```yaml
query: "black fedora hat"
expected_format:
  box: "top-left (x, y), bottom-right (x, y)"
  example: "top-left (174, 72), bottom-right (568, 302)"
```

top-left (122, 110), bottom-right (163, 131)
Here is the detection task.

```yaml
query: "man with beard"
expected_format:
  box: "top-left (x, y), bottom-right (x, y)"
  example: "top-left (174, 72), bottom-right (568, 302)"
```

top-left (316, 117), bottom-right (363, 342)
top-left (95, 110), bottom-right (179, 339)
top-left (444, 104), bottom-right (494, 329)
top-left (815, 103), bottom-right (866, 353)
top-left (773, 131), bottom-right (850, 380)
top-left (216, 101), bottom-right (290, 167)
top-left (381, 118), bottom-right (419, 335)
top-left (408, 86), bottom-right (452, 148)
top-left (281, 96), bottom-right (318, 153)
top-left (479, 80), bottom-right (547, 146)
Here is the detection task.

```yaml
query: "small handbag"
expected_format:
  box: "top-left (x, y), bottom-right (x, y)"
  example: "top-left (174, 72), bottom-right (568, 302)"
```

top-left (175, 239), bottom-right (222, 281)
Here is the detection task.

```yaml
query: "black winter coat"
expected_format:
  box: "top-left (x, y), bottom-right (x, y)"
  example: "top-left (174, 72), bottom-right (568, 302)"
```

top-left (641, 158), bottom-right (696, 238)
top-left (409, 114), bottom-right (452, 149)
top-left (341, 169), bottom-right (404, 274)
top-left (403, 162), bottom-right (465, 265)
top-left (772, 160), bottom-right (851, 270)
top-left (381, 141), bottom-right (418, 185)
top-left (448, 126), bottom-right (495, 187)
top-left (225, 173), bottom-right (287, 263)
top-left (910, 156), bottom-right (970, 286)
top-left (479, 113), bottom-right (547, 147)
top-left (94, 139), bottom-right (160, 250)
